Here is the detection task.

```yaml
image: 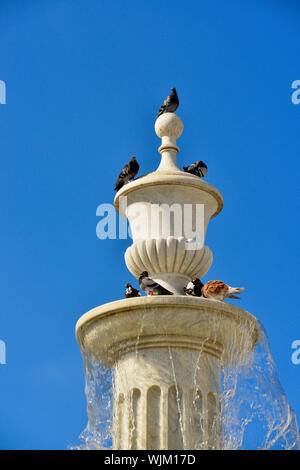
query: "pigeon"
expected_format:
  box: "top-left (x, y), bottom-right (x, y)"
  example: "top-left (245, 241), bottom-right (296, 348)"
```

top-left (139, 271), bottom-right (173, 296)
top-left (202, 280), bottom-right (244, 301)
top-left (184, 279), bottom-right (244, 301)
top-left (183, 160), bottom-right (208, 178)
top-left (114, 157), bottom-right (139, 192)
top-left (125, 283), bottom-right (141, 298)
top-left (156, 87), bottom-right (179, 119)
top-left (184, 278), bottom-right (203, 297)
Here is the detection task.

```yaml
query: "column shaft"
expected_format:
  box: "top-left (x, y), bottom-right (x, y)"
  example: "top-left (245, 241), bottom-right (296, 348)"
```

top-left (113, 347), bottom-right (222, 450)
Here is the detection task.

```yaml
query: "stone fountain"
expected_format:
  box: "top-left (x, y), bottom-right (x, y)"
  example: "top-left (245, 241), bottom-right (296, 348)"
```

top-left (75, 112), bottom-right (259, 450)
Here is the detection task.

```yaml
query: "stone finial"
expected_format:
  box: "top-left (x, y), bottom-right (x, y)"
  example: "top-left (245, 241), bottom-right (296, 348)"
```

top-left (114, 110), bottom-right (223, 294)
top-left (155, 113), bottom-right (183, 172)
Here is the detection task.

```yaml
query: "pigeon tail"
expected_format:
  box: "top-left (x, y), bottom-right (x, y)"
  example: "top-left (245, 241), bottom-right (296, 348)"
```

top-left (228, 286), bottom-right (245, 295)
top-left (158, 286), bottom-right (173, 295)
top-left (114, 179), bottom-right (125, 191)
top-left (156, 106), bottom-right (166, 119)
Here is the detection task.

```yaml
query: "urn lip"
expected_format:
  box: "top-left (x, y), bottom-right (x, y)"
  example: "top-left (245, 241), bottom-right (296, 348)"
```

top-left (114, 171), bottom-right (223, 218)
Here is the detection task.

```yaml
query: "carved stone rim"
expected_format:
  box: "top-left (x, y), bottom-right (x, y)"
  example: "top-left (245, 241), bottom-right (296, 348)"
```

top-left (76, 296), bottom-right (259, 367)
top-left (114, 172), bottom-right (224, 218)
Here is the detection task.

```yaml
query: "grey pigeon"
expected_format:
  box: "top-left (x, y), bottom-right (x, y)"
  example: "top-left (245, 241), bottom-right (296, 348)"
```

top-left (156, 87), bottom-right (179, 119)
top-left (184, 278), bottom-right (204, 297)
top-left (125, 283), bottom-right (141, 298)
top-left (139, 271), bottom-right (173, 296)
top-left (183, 160), bottom-right (207, 178)
top-left (114, 157), bottom-right (139, 191)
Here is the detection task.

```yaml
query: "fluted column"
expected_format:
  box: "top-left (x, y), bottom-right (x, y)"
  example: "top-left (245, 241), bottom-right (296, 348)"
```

top-left (76, 296), bottom-right (259, 450)
top-left (113, 347), bottom-right (222, 450)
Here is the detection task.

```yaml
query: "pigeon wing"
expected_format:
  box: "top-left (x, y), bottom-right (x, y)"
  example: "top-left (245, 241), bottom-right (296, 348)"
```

top-left (156, 95), bottom-right (171, 118)
top-left (183, 162), bottom-right (198, 175)
top-left (196, 161), bottom-right (208, 178)
top-left (114, 162), bottom-right (131, 191)
top-left (118, 162), bottom-right (131, 180)
top-left (202, 280), bottom-right (228, 297)
top-left (142, 277), bottom-right (161, 290)
top-left (129, 159), bottom-right (139, 178)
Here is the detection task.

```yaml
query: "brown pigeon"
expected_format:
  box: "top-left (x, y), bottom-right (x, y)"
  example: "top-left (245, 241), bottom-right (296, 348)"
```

top-left (114, 157), bottom-right (139, 191)
top-left (202, 280), bottom-right (244, 300)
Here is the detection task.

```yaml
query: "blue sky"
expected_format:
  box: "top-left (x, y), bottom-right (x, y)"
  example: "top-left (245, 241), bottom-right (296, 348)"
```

top-left (0, 0), bottom-right (299, 449)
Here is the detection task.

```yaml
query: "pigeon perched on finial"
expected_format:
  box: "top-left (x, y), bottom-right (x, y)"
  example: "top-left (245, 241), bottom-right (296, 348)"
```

top-left (125, 283), bottom-right (141, 298)
top-left (184, 279), bottom-right (244, 301)
top-left (183, 160), bottom-right (207, 178)
top-left (139, 271), bottom-right (173, 296)
top-left (156, 87), bottom-right (179, 119)
top-left (114, 157), bottom-right (139, 192)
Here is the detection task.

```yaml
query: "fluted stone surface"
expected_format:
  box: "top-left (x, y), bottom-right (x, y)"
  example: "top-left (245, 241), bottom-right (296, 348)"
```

top-left (76, 296), bottom-right (259, 450)
top-left (125, 237), bottom-right (212, 294)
